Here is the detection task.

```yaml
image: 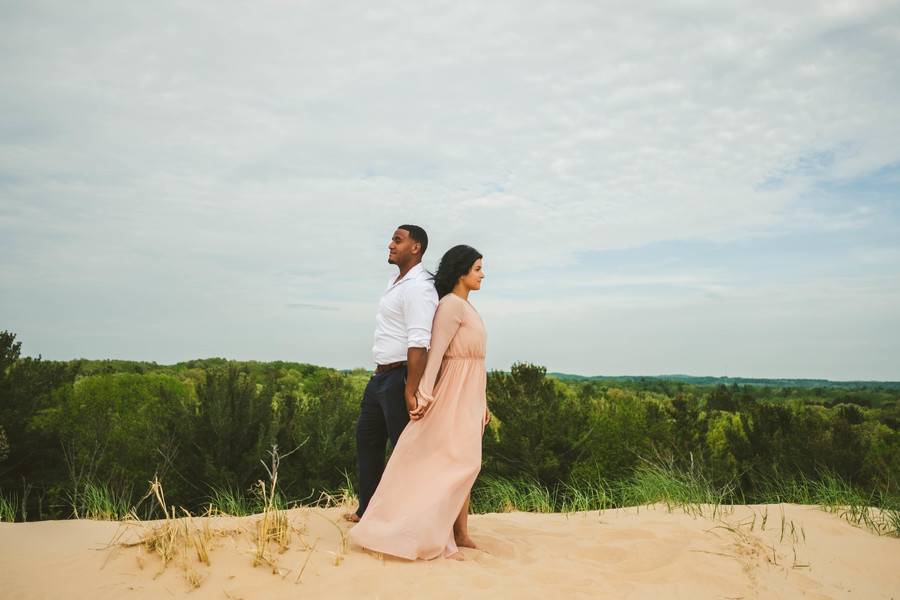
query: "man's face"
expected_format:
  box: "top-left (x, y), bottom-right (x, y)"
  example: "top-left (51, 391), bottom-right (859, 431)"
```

top-left (388, 228), bottom-right (419, 265)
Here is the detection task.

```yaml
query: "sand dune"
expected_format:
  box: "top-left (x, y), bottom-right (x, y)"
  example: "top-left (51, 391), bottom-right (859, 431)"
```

top-left (2, 504), bottom-right (899, 599)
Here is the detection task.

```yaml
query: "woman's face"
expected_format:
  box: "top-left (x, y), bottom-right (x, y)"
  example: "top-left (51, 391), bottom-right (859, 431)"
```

top-left (459, 258), bottom-right (485, 292)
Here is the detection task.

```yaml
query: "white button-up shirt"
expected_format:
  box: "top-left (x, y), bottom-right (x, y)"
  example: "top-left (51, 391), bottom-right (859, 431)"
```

top-left (372, 263), bottom-right (439, 365)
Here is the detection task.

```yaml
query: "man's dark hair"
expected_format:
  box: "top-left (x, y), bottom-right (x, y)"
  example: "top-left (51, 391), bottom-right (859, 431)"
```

top-left (398, 224), bottom-right (429, 255)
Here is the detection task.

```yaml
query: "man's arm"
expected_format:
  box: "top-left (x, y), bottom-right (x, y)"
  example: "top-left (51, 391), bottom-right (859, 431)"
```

top-left (405, 346), bottom-right (428, 420)
top-left (402, 279), bottom-right (439, 420)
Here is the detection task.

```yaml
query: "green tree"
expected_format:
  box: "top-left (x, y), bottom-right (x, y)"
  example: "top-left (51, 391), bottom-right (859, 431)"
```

top-left (193, 364), bottom-right (276, 491)
top-left (31, 373), bottom-right (195, 497)
top-left (0, 332), bottom-right (71, 493)
top-left (0, 425), bottom-right (8, 463)
top-left (486, 363), bottom-right (591, 484)
top-left (275, 369), bottom-right (359, 496)
top-left (704, 411), bottom-right (749, 484)
top-left (571, 388), bottom-right (673, 481)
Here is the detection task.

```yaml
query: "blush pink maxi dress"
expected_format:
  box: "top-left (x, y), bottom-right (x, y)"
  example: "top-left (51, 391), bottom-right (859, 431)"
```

top-left (349, 293), bottom-right (487, 560)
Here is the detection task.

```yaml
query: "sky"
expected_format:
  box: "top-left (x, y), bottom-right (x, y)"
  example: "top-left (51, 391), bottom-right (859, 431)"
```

top-left (1, 1), bottom-right (899, 380)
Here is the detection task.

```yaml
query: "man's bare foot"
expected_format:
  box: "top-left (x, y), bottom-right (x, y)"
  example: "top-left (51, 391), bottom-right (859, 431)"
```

top-left (446, 551), bottom-right (466, 561)
top-left (342, 511), bottom-right (360, 523)
top-left (454, 535), bottom-right (477, 549)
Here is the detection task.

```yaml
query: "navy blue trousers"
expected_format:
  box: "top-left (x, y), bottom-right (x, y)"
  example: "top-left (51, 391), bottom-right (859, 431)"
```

top-left (355, 367), bottom-right (410, 517)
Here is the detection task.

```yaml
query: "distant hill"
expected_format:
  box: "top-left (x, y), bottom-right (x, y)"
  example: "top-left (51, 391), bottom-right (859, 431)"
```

top-left (547, 372), bottom-right (900, 390)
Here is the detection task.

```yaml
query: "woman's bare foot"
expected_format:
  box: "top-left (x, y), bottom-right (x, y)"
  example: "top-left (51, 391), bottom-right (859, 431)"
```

top-left (342, 511), bottom-right (360, 523)
top-left (454, 534), bottom-right (477, 549)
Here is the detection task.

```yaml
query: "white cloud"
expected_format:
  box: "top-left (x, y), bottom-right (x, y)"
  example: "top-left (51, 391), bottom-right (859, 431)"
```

top-left (2, 0), bottom-right (899, 377)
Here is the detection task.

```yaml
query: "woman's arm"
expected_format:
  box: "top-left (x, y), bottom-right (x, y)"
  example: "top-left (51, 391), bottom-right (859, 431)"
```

top-left (415, 299), bottom-right (462, 412)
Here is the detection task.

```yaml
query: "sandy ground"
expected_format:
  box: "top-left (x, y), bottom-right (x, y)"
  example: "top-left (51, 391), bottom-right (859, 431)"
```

top-left (2, 503), bottom-right (899, 599)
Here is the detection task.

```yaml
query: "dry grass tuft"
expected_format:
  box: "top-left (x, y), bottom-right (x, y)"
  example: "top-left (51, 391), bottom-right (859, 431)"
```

top-left (115, 476), bottom-right (212, 588)
top-left (109, 443), bottom-right (346, 590)
top-left (142, 476), bottom-right (180, 566)
top-left (253, 445), bottom-right (299, 572)
top-left (312, 470), bottom-right (358, 511)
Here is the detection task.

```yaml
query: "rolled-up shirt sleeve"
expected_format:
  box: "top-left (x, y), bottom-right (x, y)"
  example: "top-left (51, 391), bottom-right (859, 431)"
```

top-left (403, 281), bottom-right (439, 349)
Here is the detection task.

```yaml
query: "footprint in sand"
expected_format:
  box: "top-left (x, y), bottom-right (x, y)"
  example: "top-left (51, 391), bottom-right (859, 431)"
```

top-left (473, 534), bottom-right (524, 561)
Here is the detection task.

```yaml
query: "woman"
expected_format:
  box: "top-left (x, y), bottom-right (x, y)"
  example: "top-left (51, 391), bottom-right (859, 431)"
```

top-left (349, 245), bottom-right (489, 560)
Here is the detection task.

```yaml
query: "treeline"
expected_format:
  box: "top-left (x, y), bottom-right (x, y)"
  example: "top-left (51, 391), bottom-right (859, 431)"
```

top-left (1, 330), bottom-right (899, 521)
top-left (550, 372), bottom-right (900, 394)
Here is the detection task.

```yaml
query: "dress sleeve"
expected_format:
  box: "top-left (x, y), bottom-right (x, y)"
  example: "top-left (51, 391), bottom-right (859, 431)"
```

top-left (415, 298), bottom-right (462, 409)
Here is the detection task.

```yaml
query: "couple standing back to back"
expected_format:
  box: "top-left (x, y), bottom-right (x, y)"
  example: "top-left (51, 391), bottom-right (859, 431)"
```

top-left (345, 224), bottom-right (489, 561)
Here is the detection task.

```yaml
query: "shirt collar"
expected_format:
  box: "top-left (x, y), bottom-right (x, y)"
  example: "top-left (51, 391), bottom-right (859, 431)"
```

top-left (388, 262), bottom-right (425, 288)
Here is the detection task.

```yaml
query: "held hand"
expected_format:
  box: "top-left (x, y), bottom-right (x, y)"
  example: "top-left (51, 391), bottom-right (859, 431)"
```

top-left (483, 408), bottom-right (491, 427)
top-left (406, 390), bottom-right (425, 421)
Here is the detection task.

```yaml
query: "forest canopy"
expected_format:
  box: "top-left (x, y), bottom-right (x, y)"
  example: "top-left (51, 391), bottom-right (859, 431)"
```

top-left (1, 331), bottom-right (898, 521)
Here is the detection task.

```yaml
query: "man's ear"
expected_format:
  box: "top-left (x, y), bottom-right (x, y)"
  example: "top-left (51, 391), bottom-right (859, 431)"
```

top-left (411, 241), bottom-right (421, 255)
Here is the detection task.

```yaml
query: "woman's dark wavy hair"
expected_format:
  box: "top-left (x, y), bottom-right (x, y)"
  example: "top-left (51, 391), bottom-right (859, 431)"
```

top-left (432, 245), bottom-right (483, 298)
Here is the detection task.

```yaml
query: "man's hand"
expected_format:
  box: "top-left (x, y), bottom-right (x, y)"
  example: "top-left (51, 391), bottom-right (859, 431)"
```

top-left (406, 390), bottom-right (425, 420)
top-left (405, 346), bottom-right (428, 421)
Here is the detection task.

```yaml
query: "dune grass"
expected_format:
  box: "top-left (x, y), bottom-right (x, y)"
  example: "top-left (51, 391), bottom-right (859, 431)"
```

top-left (471, 459), bottom-right (736, 517)
top-left (558, 478), bottom-right (616, 513)
top-left (68, 481), bottom-right (135, 521)
top-left (755, 471), bottom-right (900, 536)
top-left (882, 502), bottom-right (900, 535)
top-left (471, 476), bottom-right (555, 514)
top-left (206, 485), bottom-right (254, 517)
top-left (618, 460), bottom-right (737, 517)
top-left (469, 462), bottom-right (898, 537)
top-left (0, 490), bottom-right (17, 522)
top-left (14, 456), bottom-right (896, 541)
top-left (203, 469), bottom-right (355, 519)
top-left (305, 470), bottom-right (359, 517)
top-left (206, 485), bottom-right (289, 517)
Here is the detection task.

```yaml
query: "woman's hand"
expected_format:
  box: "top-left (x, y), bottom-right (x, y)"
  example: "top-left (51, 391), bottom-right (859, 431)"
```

top-left (407, 390), bottom-right (425, 420)
top-left (483, 408), bottom-right (491, 427)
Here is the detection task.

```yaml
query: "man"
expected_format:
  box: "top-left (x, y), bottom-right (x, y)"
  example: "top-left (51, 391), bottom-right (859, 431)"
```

top-left (343, 224), bottom-right (439, 522)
